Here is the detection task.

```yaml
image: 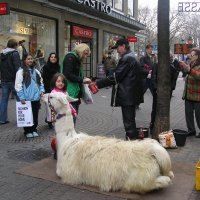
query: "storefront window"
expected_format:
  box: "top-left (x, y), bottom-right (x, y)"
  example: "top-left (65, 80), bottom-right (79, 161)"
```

top-left (103, 0), bottom-right (113, 6)
top-left (114, 0), bottom-right (123, 12)
top-left (64, 23), bottom-right (97, 78)
top-left (128, 0), bottom-right (133, 16)
top-left (0, 11), bottom-right (56, 63)
top-left (103, 31), bottom-right (123, 60)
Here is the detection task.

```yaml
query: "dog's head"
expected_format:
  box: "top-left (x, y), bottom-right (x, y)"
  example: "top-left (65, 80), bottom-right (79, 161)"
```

top-left (42, 92), bottom-right (77, 113)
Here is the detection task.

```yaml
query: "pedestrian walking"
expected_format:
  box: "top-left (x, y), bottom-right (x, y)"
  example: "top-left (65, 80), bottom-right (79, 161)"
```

top-left (15, 54), bottom-right (44, 138)
top-left (103, 51), bottom-right (116, 77)
top-left (42, 52), bottom-right (60, 129)
top-left (94, 38), bottom-right (143, 140)
top-left (136, 44), bottom-right (154, 109)
top-left (149, 53), bottom-right (180, 133)
top-left (140, 44), bottom-right (154, 95)
top-left (0, 39), bottom-right (21, 125)
top-left (180, 48), bottom-right (200, 138)
top-left (61, 43), bottom-right (91, 124)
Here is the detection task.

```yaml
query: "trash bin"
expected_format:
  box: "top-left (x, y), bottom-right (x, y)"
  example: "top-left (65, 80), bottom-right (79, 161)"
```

top-left (172, 129), bottom-right (188, 146)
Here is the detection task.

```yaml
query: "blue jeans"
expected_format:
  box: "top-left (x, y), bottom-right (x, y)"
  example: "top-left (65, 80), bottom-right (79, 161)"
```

top-left (0, 82), bottom-right (18, 123)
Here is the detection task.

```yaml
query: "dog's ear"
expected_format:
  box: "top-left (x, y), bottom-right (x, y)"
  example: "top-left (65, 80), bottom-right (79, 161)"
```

top-left (67, 95), bottom-right (78, 103)
top-left (41, 93), bottom-right (49, 103)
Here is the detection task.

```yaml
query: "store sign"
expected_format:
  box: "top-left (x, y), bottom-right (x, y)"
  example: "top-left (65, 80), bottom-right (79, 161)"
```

top-left (127, 37), bottom-right (137, 42)
top-left (174, 44), bottom-right (193, 54)
top-left (0, 3), bottom-right (10, 15)
top-left (75, 0), bottom-right (112, 14)
top-left (16, 27), bottom-right (33, 35)
top-left (72, 26), bottom-right (93, 39)
top-left (178, 2), bottom-right (200, 12)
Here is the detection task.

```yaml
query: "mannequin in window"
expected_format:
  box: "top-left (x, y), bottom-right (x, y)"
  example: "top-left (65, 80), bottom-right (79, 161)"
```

top-left (17, 40), bottom-right (27, 61)
top-left (35, 45), bottom-right (45, 71)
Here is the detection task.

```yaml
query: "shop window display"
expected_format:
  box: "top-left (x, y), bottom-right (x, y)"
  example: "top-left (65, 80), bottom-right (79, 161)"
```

top-left (0, 11), bottom-right (56, 65)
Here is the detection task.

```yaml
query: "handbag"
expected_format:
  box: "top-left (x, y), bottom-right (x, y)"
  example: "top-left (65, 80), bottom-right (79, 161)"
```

top-left (82, 84), bottom-right (93, 104)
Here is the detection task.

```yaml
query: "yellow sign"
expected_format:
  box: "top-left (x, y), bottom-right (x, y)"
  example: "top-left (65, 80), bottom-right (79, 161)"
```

top-left (174, 44), bottom-right (193, 54)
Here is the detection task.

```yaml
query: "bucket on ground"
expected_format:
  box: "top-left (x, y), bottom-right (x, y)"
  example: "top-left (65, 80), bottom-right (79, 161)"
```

top-left (172, 129), bottom-right (188, 146)
top-left (196, 160), bottom-right (200, 190)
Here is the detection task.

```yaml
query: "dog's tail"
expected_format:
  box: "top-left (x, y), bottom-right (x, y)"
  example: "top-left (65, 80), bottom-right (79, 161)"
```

top-left (151, 144), bottom-right (174, 179)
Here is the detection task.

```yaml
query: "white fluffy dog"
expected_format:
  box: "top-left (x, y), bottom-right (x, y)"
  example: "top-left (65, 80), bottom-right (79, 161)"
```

top-left (42, 92), bottom-right (174, 194)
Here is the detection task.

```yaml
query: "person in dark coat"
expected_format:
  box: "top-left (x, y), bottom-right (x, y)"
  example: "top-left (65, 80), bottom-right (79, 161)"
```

top-left (42, 52), bottom-right (60, 128)
top-left (140, 44), bottom-right (154, 95)
top-left (42, 52), bottom-right (60, 93)
top-left (95, 39), bottom-right (143, 140)
top-left (0, 39), bottom-right (21, 125)
top-left (150, 53), bottom-right (178, 132)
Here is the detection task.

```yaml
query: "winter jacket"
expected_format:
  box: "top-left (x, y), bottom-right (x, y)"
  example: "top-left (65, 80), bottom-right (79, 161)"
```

top-left (96, 50), bottom-right (143, 107)
top-left (182, 64), bottom-right (200, 102)
top-left (151, 62), bottom-right (178, 91)
top-left (62, 52), bottom-right (84, 98)
top-left (0, 48), bottom-right (21, 82)
top-left (42, 62), bottom-right (60, 93)
top-left (15, 67), bottom-right (44, 101)
top-left (140, 53), bottom-right (153, 78)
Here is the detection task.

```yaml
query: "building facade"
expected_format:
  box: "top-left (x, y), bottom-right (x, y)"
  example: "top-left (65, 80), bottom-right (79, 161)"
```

top-left (0, 0), bottom-right (145, 77)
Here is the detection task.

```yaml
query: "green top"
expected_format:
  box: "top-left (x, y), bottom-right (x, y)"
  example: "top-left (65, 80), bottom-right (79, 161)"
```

top-left (61, 52), bottom-right (84, 98)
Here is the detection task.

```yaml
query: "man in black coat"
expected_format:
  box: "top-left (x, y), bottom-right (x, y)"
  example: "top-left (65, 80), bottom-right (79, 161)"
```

top-left (0, 39), bottom-right (21, 124)
top-left (95, 39), bottom-right (143, 140)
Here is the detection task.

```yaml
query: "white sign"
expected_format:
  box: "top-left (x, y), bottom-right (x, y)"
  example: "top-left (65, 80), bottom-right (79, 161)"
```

top-left (16, 101), bottom-right (33, 127)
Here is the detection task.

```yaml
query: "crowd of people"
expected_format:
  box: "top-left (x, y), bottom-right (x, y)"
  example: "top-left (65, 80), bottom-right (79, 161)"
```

top-left (0, 38), bottom-right (200, 140)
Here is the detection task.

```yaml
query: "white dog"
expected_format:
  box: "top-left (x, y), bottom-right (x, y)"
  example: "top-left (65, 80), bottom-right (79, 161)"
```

top-left (42, 92), bottom-right (174, 194)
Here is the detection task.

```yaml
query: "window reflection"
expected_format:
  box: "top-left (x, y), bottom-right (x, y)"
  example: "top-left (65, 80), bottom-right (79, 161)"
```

top-left (114, 0), bottom-right (123, 11)
top-left (128, 0), bottom-right (133, 16)
top-left (105, 0), bottom-right (113, 6)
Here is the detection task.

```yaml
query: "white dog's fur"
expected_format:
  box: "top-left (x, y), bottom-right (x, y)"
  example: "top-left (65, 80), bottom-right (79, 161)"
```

top-left (42, 92), bottom-right (174, 194)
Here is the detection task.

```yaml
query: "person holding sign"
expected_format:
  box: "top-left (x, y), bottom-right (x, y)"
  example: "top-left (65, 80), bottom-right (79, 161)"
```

top-left (15, 54), bottom-right (44, 139)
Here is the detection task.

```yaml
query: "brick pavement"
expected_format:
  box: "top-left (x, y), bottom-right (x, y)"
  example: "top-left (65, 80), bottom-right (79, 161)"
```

top-left (0, 78), bottom-right (200, 200)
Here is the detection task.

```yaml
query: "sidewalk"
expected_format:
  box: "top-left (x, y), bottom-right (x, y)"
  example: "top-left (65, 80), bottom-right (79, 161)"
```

top-left (0, 78), bottom-right (199, 200)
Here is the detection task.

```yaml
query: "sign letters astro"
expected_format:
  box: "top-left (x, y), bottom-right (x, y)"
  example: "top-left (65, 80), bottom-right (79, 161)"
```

top-left (75, 0), bottom-right (112, 14)
top-left (178, 2), bottom-right (200, 12)
top-left (0, 3), bottom-right (10, 15)
top-left (72, 26), bottom-right (93, 39)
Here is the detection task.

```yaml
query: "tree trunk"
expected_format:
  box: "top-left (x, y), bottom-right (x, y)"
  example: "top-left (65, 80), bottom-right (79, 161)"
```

top-left (152, 0), bottom-right (171, 139)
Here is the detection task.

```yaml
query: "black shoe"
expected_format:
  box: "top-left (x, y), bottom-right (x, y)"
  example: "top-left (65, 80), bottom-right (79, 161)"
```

top-left (187, 131), bottom-right (196, 136)
top-left (48, 122), bottom-right (53, 129)
top-left (196, 134), bottom-right (200, 138)
top-left (54, 152), bottom-right (57, 160)
top-left (0, 120), bottom-right (10, 125)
